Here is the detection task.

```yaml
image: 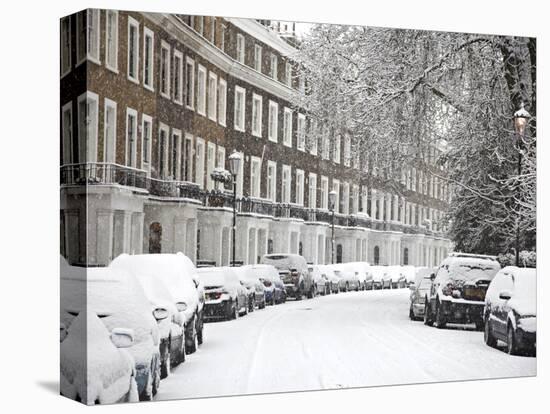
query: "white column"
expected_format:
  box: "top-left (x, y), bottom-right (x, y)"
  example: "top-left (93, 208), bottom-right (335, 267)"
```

top-left (370, 189), bottom-right (377, 220)
top-left (393, 195), bottom-right (399, 222)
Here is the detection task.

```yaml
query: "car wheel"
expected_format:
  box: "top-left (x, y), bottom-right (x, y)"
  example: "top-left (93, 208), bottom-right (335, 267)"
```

top-left (423, 300), bottom-right (433, 326)
top-left (233, 300), bottom-right (239, 319)
top-left (484, 319), bottom-right (497, 348)
top-left (186, 322), bottom-right (198, 354)
top-left (161, 345), bottom-right (171, 379)
top-left (507, 325), bottom-right (519, 355)
top-left (152, 357), bottom-right (160, 397)
top-left (435, 301), bottom-right (446, 329)
top-left (197, 324), bottom-right (203, 345)
top-left (409, 304), bottom-right (415, 320)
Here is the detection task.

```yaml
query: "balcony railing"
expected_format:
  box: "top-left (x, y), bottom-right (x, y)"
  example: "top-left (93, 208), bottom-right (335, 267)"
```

top-left (61, 164), bottom-right (444, 236)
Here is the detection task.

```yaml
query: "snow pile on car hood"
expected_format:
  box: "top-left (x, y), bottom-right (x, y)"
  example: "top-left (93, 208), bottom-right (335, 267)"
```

top-left (60, 311), bottom-right (137, 405)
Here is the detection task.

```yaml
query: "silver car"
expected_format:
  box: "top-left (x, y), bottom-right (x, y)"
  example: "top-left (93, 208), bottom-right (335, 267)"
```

top-left (409, 275), bottom-right (433, 320)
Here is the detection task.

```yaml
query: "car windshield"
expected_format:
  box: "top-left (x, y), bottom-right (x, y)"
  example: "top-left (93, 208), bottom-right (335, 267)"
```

top-left (418, 278), bottom-right (432, 290)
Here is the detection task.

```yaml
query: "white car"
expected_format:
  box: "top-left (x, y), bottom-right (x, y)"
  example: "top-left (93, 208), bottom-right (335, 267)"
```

top-left (371, 266), bottom-right (391, 289)
top-left (111, 253), bottom-right (203, 356)
top-left (61, 266), bottom-right (161, 402)
top-left (61, 310), bottom-right (138, 405)
top-left (308, 264), bottom-right (328, 295)
top-left (484, 266), bottom-right (536, 355)
top-left (317, 265), bottom-right (341, 294)
top-left (247, 264), bottom-right (285, 304)
top-left (236, 266), bottom-right (267, 311)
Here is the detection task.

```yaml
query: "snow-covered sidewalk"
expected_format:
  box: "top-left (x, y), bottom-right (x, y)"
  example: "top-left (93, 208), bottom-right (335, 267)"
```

top-left (155, 289), bottom-right (536, 400)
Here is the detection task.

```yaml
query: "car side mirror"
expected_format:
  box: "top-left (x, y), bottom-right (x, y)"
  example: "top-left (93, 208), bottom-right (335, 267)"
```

top-left (176, 302), bottom-right (188, 312)
top-left (111, 328), bottom-right (135, 348)
top-left (499, 290), bottom-right (512, 300)
top-left (60, 323), bottom-right (68, 342)
top-left (430, 273), bottom-right (436, 281)
top-left (153, 307), bottom-right (169, 321)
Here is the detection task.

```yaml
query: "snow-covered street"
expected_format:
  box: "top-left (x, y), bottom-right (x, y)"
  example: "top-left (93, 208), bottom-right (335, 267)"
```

top-left (155, 289), bottom-right (536, 400)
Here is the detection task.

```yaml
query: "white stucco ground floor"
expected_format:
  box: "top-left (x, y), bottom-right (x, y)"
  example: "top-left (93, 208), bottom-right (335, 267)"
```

top-left (60, 186), bottom-right (451, 267)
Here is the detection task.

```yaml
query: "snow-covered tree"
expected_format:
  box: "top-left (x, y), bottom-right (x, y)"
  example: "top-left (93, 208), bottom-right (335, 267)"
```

top-left (293, 25), bottom-right (536, 254)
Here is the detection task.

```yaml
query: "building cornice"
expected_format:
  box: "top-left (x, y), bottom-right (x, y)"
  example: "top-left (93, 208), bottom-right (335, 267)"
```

top-left (143, 13), bottom-right (296, 102)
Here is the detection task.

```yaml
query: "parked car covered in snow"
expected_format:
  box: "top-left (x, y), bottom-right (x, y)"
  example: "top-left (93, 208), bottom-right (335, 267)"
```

top-left (387, 266), bottom-right (407, 289)
top-left (110, 253), bottom-right (204, 356)
top-left (484, 266), bottom-right (536, 355)
top-left (309, 264), bottom-right (328, 295)
top-left (60, 310), bottom-right (138, 405)
top-left (348, 262), bottom-right (374, 290)
top-left (247, 264), bottom-right (285, 305)
top-left (61, 266), bottom-right (161, 401)
top-left (371, 266), bottom-right (391, 289)
top-left (261, 254), bottom-right (314, 299)
top-left (198, 267), bottom-right (248, 320)
top-left (401, 265), bottom-right (417, 287)
top-left (122, 270), bottom-right (185, 379)
top-left (317, 264), bottom-right (340, 294)
top-left (333, 265), bottom-right (361, 291)
top-left (424, 253), bottom-right (501, 329)
top-left (409, 273), bottom-right (433, 320)
top-left (237, 265), bottom-right (267, 311)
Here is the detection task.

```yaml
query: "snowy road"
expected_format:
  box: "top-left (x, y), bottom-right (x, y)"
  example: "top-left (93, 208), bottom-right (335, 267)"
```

top-left (155, 289), bottom-right (536, 400)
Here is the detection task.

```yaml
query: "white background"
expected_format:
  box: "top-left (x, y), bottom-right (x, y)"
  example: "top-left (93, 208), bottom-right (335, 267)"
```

top-left (0, 0), bottom-right (547, 412)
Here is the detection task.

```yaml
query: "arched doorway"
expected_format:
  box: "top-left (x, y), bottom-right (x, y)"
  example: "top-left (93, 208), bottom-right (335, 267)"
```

top-left (374, 245), bottom-right (380, 265)
top-left (267, 239), bottom-right (274, 254)
top-left (336, 244), bottom-right (343, 263)
top-left (403, 247), bottom-right (409, 265)
top-left (149, 222), bottom-right (162, 254)
top-left (298, 241), bottom-right (303, 256)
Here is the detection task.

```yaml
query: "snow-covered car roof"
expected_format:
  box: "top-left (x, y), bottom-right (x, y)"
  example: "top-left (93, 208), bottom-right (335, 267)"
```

top-left (197, 266), bottom-right (240, 289)
top-left (61, 311), bottom-right (136, 405)
top-left (438, 257), bottom-right (501, 282)
top-left (247, 264), bottom-right (281, 281)
top-left (110, 253), bottom-right (199, 323)
top-left (261, 254), bottom-right (308, 271)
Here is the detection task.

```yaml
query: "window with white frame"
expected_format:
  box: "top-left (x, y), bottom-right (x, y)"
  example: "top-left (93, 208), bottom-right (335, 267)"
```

top-left (353, 148), bottom-right (360, 170)
top-left (320, 176), bottom-right (329, 209)
top-left (282, 165), bottom-right (291, 203)
top-left (103, 99), bottom-right (117, 164)
top-left (361, 186), bottom-right (368, 213)
top-left (173, 50), bottom-right (183, 104)
top-left (185, 57), bottom-right (195, 109)
top-left (268, 101), bottom-right (278, 142)
top-left (285, 62), bottom-right (292, 87)
top-left (332, 179), bottom-right (340, 213)
top-left (105, 10), bottom-right (118, 71)
top-left (250, 156), bottom-right (261, 198)
top-left (236, 34), bottom-right (245, 64)
top-left (299, 74), bottom-right (306, 93)
top-left (208, 72), bottom-right (218, 121)
top-left (86, 10), bottom-right (100, 63)
top-left (216, 146), bottom-right (226, 190)
top-left (197, 65), bottom-right (207, 115)
top-left (183, 134), bottom-right (193, 182)
top-left (61, 102), bottom-right (73, 165)
top-left (297, 114), bottom-right (306, 151)
top-left (158, 124), bottom-right (169, 178)
top-left (206, 142), bottom-right (216, 190)
top-left (283, 108), bottom-right (292, 147)
top-left (254, 44), bottom-right (262, 72)
top-left (308, 120), bottom-right (318, 155)
top-left (142, 27), bottom-right (154, 89)
top-left (195, 138), bottom-right (205, 188)
top-left (127, 17), bottom-right (139, 82)
top-left (342, 182), bottom-right (350, 214)
top-left (197, 16), bottom-right (204, 35)
top-left (76, 12), bottom-right (86, 64)
top-left (234, 86), bottom-right (246, 132)
top-left (126, 108), bottom-right (138, 168)
top-left (333, 135), bottom-right (341, 164)
top-left (343, 134), bottom-right (351, 166)
top-left (252, 94), bottom-right (262, 137)
top-left (352, 184), bottom-right (359, 214)
top-left (322, 126), bottom-right (330, 159)
top-left (218, 78), bottom-right (227, 126)
top-left (210, 17), bottom-right (216, 43)
top-left (60, 17), bottom-right (71, 76)
top-left (236, 151), bottom-right (244, 197)
top-left (141, 114), bottom-right (152, 169)
top-left (160, 41), bottom-right (171, 98)
top-left (412, 167), bottom-right (417, 191)
top-left (295, 169), bottom-right (304, 205)
top-left (308, 173), bottom-right (317, 208)
top-left (270, 53), bottom-right (278, 80)
top-left (170, 129), bottom-right (182, 180)
top-left (77, 92), bottom-right (98, 163)
top-left (266, 161), bottom-right (277, 201)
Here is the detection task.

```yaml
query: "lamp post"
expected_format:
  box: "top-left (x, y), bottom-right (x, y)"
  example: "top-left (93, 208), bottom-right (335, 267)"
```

top-left (228, 151), bottom-right (242, 267)
top-left (329, 190), bottom-right (337, 264)
top-left (513, 103), bottom-right (530, 267)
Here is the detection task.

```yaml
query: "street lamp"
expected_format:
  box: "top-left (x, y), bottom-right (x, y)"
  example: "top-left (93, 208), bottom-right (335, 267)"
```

top-left (228, 151), bottom-right (242, 267)
top-left (513, 103), bottom-right (530, 267)
top-left (329, 190), bottom-right (337, 264)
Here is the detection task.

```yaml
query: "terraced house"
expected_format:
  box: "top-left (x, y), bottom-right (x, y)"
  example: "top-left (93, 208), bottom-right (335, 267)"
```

top-left (60, 10), bottom-right (452, 268)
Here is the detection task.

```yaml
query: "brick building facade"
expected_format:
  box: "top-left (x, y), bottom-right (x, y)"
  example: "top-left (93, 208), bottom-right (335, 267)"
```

top-left (60, 10), bottom-right (452, 268)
